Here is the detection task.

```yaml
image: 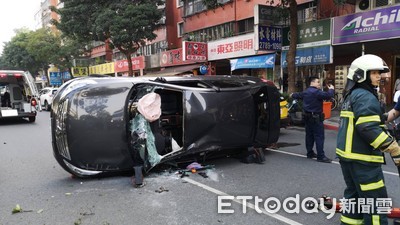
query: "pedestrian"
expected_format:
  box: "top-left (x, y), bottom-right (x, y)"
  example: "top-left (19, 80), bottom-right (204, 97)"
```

top-left (290, 76), bottom-right (334, 162)
top-left (394, 76), bottom-right (400, 94)
top-left (337, 54), bottom-right (400, 225)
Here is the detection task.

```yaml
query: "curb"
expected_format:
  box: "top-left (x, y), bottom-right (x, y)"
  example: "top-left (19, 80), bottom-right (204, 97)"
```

top-left (324, 122), bottom-right (339, 131)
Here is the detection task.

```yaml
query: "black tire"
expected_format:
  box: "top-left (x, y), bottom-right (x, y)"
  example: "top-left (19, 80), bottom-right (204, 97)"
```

top-left (44, 101), bottom-right (50, 111)
top-left (28, 116), bottom-right (36, 122)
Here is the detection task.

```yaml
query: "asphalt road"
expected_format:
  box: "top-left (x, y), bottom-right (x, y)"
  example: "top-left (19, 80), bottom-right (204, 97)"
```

top-left (0, 112), bottom-right (399, 225)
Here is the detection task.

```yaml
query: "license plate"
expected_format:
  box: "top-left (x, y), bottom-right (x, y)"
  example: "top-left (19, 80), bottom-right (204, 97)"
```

top-left (1, 109), bottom-right (18, 117)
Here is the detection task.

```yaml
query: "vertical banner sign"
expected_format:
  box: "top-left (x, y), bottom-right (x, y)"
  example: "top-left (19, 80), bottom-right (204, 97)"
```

top-left (256, 25), bottom-right (282, 51)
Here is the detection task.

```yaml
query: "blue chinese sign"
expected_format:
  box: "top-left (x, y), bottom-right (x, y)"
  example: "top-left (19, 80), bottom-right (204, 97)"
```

top-left (49, 72), bottom-right (62, 86)
top-left (281, 45), bottom-right (332, 67)
top-left (230, 54), bottom-right (275, 71)
top-left (257, 25), bottom-right (282, 51)
top-left (63, 71), bottom-right (71, 80)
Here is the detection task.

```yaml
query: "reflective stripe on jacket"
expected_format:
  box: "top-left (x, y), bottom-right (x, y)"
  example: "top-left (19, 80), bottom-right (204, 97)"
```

top-left (336, 88), bottom-right (389, 164)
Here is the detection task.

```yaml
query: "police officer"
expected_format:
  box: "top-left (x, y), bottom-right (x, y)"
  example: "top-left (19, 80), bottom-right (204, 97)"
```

top-left (337, 54), bottom-right (400, 225)
top-left (291, 76), bottom-right (334, 163)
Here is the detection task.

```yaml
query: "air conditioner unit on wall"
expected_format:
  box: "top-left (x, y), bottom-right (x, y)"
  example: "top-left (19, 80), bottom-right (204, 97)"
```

top-left (355, 0), bottom-right (371, 12)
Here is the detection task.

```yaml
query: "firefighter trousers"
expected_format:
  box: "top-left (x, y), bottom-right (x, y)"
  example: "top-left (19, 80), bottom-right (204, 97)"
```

top-left (339, 160), bottom-right (388, 225)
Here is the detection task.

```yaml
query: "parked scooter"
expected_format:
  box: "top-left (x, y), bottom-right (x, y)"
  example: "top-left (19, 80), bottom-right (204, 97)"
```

top-left (288, 99), bottom-right (304, 126)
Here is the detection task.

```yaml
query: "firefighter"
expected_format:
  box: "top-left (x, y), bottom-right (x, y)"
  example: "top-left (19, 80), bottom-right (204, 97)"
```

top-left (337, 54), bottom-right (400, 225)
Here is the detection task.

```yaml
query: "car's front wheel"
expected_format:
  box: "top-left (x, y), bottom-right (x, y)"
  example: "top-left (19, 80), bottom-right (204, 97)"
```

top-left (44, 101), bottom-right (50, 111)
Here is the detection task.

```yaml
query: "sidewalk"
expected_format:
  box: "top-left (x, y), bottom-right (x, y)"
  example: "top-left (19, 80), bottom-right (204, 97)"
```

top-left (324, 109), bottom-right (340, 131)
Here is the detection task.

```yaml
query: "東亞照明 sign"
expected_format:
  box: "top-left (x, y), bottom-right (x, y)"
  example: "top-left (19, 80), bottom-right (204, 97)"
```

top-left (332, 5), bottom-right (400, 45)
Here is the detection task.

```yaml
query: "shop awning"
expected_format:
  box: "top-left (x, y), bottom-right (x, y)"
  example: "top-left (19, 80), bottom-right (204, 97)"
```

top-left (230, 54), bottom-right (275, 71)
top-left (145, 64), bottom-right (200, 77)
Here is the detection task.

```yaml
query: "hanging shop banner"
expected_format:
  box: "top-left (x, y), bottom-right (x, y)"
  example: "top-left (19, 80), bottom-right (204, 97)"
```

top-left (114, 56), bottom-right (145, 73)
top-left (332, 5), bottom-right (400, 45)
top-left (255, 25), bottom-right (282, 51)
top-left (72, 67), bottom-right (88, 77)
top-left (182, 41), bottom-right (207, 61)
top-left (281, 45), bottom-right (332, 67)
top-left (282, 19), bottom-right (331, 50)
top-left (89, 62), bottom-right (115, 75)
top-left (49, 72), bottom-right (62, 86)
top-left (208, 33), bottom-right (256, 61)
top-left (230, 54), bottom-right (275, 71)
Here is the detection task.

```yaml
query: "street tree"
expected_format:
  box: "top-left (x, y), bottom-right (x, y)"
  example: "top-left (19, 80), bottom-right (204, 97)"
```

top-left (25, 28), bottom-right (62, 78)
top-left (53, 0), bottom-right (164, 76)
top-left (266, 0), bottom-right (298, 93)
top-left (0, 30), bottom-right (40, 75)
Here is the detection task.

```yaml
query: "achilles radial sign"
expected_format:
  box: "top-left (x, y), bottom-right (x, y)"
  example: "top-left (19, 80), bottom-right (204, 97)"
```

top-left (332, 4), bottom-right (400, 45)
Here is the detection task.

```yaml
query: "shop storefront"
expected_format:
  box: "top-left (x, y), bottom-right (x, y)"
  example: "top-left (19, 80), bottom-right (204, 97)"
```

top-left (145, 47), bottom-right (205, 76)
top-left (230, 53), bottom-right (276, 83)
top-left (282, 18), bottom-right (332, 93)
top-left (332, 5), bottom-right (400, 103)
top-left (114, 56), bottom-right (145, 77)
top-left (207, 33), bottom-right (276, 77)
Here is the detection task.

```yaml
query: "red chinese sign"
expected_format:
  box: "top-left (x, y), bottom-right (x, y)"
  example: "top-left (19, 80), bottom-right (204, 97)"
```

top-left (114, 56), bottom-right (145, 73)
top-left (160, 48), bottom-right (195, 67)
top-left (182, 41), bottom-right (207, 61)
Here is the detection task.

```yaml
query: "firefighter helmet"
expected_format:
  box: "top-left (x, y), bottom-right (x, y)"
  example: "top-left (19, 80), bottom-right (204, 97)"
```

top-left (347, 54), bottom-right (389, 83)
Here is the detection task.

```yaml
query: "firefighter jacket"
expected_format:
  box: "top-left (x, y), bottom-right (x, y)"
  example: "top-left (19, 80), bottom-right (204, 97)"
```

top-left (336, 88), bottom-right (390, 165)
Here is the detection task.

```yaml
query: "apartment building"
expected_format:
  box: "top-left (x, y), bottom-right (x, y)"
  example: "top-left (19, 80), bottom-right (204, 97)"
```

top-left (39, 0), bottom-right (400, 102)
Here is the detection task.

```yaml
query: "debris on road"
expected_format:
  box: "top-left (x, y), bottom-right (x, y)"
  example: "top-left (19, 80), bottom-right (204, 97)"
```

top-left (155, 186), bottom-right (169, 193)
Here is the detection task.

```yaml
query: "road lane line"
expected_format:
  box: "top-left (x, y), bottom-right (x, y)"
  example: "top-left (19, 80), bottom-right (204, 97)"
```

top-left (183, 177), bottom-right (303, 225)
top-left (265, 148), bottom-right (400, 177)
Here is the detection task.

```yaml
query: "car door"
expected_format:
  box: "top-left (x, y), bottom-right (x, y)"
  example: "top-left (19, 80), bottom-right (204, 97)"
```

top-left (23, 71), bottom-right (41, 110)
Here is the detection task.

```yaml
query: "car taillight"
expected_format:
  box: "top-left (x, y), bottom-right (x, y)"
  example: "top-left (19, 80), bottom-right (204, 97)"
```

top-left (31, 98), bottom-right (37, 106)
top-left (0, 73), bottom-right (7, 78)
top-left (14, 73), bottom-right (22, 78)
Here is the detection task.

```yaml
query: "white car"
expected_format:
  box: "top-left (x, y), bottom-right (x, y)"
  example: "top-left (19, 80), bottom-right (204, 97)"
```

top-left (39, 87), bottom-right (58, 111)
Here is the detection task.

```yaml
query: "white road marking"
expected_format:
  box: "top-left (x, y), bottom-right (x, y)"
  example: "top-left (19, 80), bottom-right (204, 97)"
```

top-left (183, 177), bottom-right (303, 225)
top-left (265, 148), bottom-right (400, 177)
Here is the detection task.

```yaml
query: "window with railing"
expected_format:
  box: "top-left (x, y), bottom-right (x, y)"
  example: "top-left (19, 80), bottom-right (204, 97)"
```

top-left (185, 22), bottom-right (234, 42)
top-left (237, 18), bottom-right (254, 35)
top-left (183, 0), bottom-right (232, 17)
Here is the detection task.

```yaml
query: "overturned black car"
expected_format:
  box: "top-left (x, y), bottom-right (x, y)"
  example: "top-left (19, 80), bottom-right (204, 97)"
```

top-left (51, 75), bottom-right (280, 178)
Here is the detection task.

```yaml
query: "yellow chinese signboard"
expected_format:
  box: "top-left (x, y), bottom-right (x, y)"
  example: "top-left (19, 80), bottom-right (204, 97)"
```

top-left (71, 67), bottom-right (89, 77)
top-left (89, 62), bottom-right (115, 75)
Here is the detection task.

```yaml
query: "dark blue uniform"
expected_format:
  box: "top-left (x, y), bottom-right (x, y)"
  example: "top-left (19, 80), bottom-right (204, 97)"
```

top-left (292, 87), bottom-right (334, 160)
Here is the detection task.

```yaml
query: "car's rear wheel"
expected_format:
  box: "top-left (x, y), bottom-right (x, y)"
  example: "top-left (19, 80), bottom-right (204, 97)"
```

top-left (28, 116), bottom-right (36, 122)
